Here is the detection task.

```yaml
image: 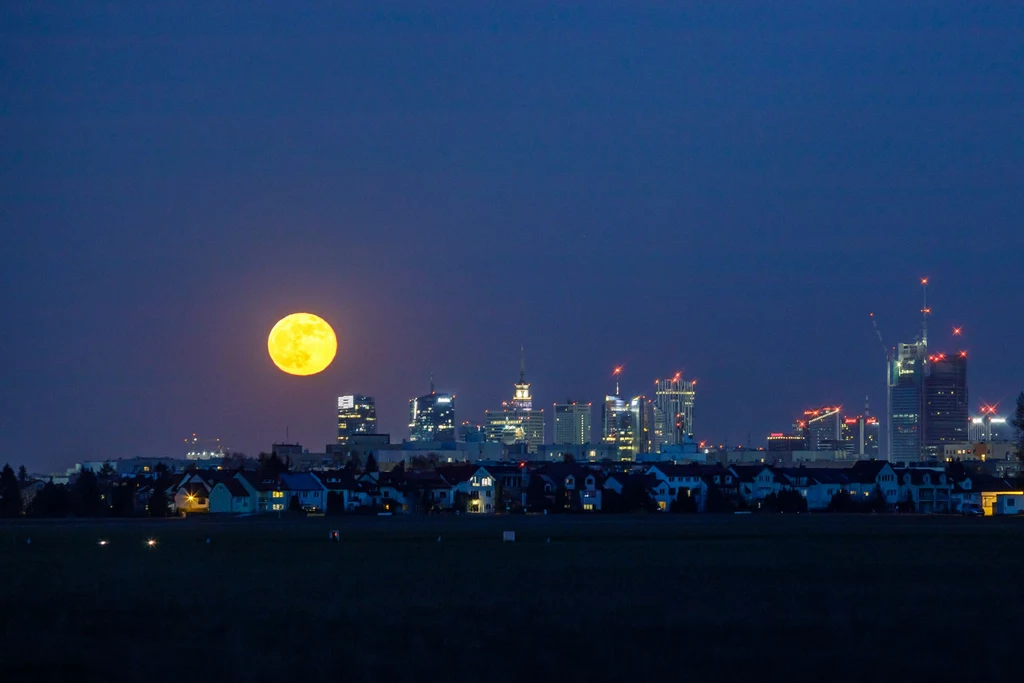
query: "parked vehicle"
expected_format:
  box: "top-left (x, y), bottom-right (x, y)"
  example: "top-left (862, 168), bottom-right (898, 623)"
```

top-left (961, 503), bottom-right (984, 517)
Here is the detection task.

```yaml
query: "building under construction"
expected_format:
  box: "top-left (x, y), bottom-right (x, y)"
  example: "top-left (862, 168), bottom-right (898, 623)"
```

top-left (882, 278), bottom-right (969, 464)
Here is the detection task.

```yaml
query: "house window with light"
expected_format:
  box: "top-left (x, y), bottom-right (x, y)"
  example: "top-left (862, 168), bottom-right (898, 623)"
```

top-left (272, 491), bottom-right (284, 498)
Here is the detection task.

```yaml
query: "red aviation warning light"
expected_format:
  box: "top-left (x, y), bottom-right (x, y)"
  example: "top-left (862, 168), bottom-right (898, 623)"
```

top-left (953, 326), bottom-right (963, 336)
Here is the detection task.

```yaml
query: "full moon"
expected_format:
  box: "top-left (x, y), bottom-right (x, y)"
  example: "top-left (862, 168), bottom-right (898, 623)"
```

top-left (267, 313), bottom-right (338, 376)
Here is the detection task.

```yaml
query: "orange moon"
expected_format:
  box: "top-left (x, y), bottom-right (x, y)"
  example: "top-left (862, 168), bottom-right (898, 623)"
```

top-left (267, 313), bottom-right (337, 376)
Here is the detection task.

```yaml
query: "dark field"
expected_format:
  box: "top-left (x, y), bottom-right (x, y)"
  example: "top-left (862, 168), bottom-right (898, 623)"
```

top-left (3, 515), bottom-right (1023, 683)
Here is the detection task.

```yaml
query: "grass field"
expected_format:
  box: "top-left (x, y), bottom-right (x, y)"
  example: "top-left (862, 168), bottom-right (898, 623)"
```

top-left (2, 514), bottom-right (1023, 682)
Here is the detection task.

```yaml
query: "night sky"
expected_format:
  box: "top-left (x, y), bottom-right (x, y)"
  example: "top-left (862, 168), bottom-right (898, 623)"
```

top-left (3, 3), bottom-right (1022, 472)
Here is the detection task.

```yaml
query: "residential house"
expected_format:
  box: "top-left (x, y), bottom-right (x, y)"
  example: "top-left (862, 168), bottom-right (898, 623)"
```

top-left (952, 474), bottom-right (1024, 515)
top-left (483, 463), bottom-right (526, 513)
top-left (778, 467), bottom-right (850, 511)
top-left (374, 471), bottom-right (411, 512)
top-left (538, 463), bottom-right (606, 512)
top-left (896, 468), bottom-right (953, 513)
top-left (208, 477), bottom-right (256, 514)
top-left (847, 461), bottom-right (900, 507)
top-left (439, 465), bottom-right (498, 514)
top-left (601, 472), bottom-right (658, 512)
top-left (280, 472), bottom-right (328, 512)
top-left (137, 475), bottom-right (176, 516)
top-left (174, 481), bottom-right (210, 514)
top-left (646, 463), bottom-right (705, 511)
top-left (395, 470), bottom-right (455, 513)
top-left (313, 470), bottom-right (356, 512)
top-left (525, 471), bottom-right (558, 512)
top-left (698, 464), bottom-right (738, 495)
top-left (238, 472), bottom-right (289, 512)
top-left (347, 470), bottom-right (406, 512)
top-left (731, 465), bottom-right (782, 505)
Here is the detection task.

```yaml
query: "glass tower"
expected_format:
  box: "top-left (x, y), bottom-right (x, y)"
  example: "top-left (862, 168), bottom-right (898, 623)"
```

top-left (923, 352), bottom-right (968, 452)
top-left (409, 387), bottom-right (456, 442)
top-left (337, 395), bottom-right (377, 443)
top-left (889, 343), bottom-right (925, 464)
top-left (554, 402), bottom-right (592, 445)
top-left (654, 374), bottom-right (696, 442)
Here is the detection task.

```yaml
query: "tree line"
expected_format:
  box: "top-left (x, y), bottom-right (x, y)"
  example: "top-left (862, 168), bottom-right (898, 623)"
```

top-left (0, 463), bottom-right (172, 519)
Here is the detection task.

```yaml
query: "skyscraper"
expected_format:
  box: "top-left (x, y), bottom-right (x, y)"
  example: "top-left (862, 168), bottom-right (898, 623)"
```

top-left (842, 415), bottom-right (880, 458)
top-left (803, 406), bottom-right (841, 451)
top-left (408, 380), bottom-right (455, 442)
top-left (969, 408), bottom-right (1010, 442)
top-left (484, 349), bottom-right (545, 452)
top-left (654, 374), bottom-right (696, 442)
top-left (601, 394), bottom-right (629, 450)
top-left (886, 278), bottom-right (932, 463)
top-left (601, 368), bottom-right (629, 456)
top-left (337, 395), bottom-right (377, 443)
top-left (889, 342), bottom-right (926, 464)
top-left (554, 402), bottom-right (592, 445)
top-left (652, 405), bottom-right (668, 453)
top-left (922, 351), bottom-right (968, 453)
top-left (629, 396), bottom-right (655, 456)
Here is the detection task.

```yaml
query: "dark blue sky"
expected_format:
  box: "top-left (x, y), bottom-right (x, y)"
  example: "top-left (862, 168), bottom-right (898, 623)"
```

top-left (3, 3), bottom-right (1022, 471)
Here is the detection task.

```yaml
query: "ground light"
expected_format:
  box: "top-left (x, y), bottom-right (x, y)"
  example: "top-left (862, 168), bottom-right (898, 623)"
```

top-left (146, 539), bottom-right (157, 548)
top-left (98, 540), bottom-right (109, 546)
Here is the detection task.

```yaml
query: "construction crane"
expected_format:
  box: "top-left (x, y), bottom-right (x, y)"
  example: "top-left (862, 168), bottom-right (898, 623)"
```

top-left (869, 312), bottom-right (893, 362)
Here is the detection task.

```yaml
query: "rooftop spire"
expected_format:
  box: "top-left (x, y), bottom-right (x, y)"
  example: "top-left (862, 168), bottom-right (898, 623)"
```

top-left (519, 345), bottom-right (526, 384)
top-left (429, 372), bottom-right (434, 393)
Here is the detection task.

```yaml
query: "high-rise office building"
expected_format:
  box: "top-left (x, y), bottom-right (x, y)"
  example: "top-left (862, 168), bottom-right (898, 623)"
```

top-left (803, 406), bottom-right (841, 451)
top-left (408, 381), bottom-right (455, 442)
top-left (601, 397), bottom-right (631, 458)
top-left (969, 410), bottom-right (1010, 442)
top-left (459, 422), bottom-right (486, 443)
top-left (885, 278), bottom-right (936, 463)
top-left (600, 368), bottom-right (635, 459)
top-left (923, 351), bottom-right (968, 453)
top-left (337, 395), bottom-right (377, 443)
top-left (767, 433), bottom-right (807, 452)
top-left (629, 396), bottom-right (655, 456)
top-left (554, 402), bottom-right (592, 445)
top-left (842, 415), bottom-right (880, 458)
top-left (654, 374), bottom-right (696, 442)
top-left (652, 405), bottom-right (668, 453)
top-left (601, 394), bottom-right (628, 440)
top-left (484, 350), bottom-right (545, 452)
top-left (889, 342), bottom-right (926, 464)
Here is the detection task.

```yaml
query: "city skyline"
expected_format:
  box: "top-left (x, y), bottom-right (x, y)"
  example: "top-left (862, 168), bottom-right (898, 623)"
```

top-left (3, 4), bottom-right (1022, 471)
top-left (5, 6), bottom-right (1024, 683)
